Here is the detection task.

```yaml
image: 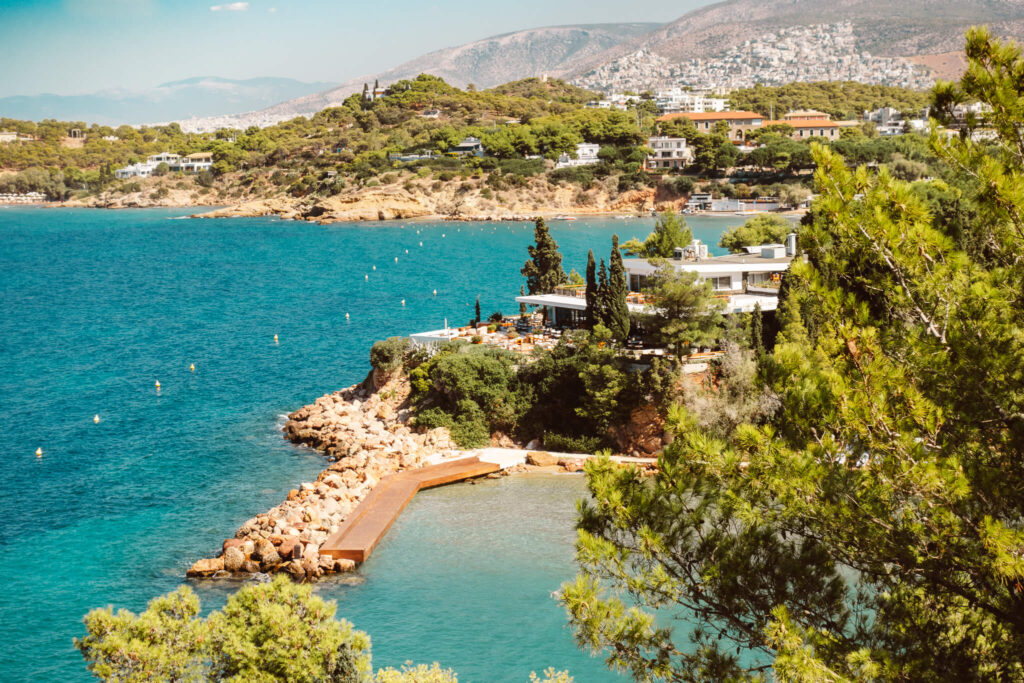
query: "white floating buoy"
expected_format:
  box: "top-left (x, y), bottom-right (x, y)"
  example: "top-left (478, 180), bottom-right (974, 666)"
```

top-left (93, 414), bottom-right (100, 424)
top-left (189, 363), bottom-right (195, 372)
top-left (155, 380), bottom-right (161, 390)
top-left (372, 265), bottom-right (376, 271)
top-left (274, 334), bottom-right (279, 343)
top-left (405, 249), bottom-right (408, 254)
top-left (442, 233), bottom-right (446, 238)
top-left (365, 274), bottom-right (369, 281)
top-left (433, 289), bottom-right (437, 296)
top-left (419, 241), bottom-right (423, 247)
top-left (36, 447), bottom-right (43, 458)
top-left (394, 256), bottom-right (398, 263)
top-left (345, 312), bottom-right (350, 320)
top-left (401, 299), bottom-right (406, 306)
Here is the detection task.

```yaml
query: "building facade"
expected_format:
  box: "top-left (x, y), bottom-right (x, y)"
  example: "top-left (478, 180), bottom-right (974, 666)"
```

top-left (645, 136), bottom-right (693, 170)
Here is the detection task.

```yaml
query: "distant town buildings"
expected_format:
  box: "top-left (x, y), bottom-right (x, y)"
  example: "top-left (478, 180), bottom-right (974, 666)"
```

top-left (573, 22), bottom-right (933, 94)
top-left (655, 89), bottom-right (729, 114)
top-left (555, 143), bottom-right (601, 168)
top-left (645, 136), bottom-right (693, 170)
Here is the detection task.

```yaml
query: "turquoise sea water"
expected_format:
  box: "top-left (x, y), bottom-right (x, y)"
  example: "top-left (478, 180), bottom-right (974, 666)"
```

top-left (0, 208), bottom-right (736, 682)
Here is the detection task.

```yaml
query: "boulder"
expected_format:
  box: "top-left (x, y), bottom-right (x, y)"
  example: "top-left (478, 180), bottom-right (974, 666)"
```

top-left (223, 538), bottom-right (245, 551)
top-left (223, 546), bottom-right (245, 572)
top-left (286, 560), bottom-right (306, 579)
top-left (279, 538), bottom-right (301, 560)
top-left (334, 558), bottom-right (357, 572)
top-left (526, 451), bottom-right (559, 467)
top-left (186, 557), bottom-right (224, 577)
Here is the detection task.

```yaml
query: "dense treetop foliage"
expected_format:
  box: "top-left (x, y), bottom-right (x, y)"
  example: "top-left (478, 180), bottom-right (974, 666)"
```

top-left (728, 81), bottom-right (932, 120)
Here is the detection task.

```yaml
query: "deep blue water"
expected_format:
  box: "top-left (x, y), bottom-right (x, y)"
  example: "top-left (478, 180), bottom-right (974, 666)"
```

top-left (0, 208), bottom-right (736, 682)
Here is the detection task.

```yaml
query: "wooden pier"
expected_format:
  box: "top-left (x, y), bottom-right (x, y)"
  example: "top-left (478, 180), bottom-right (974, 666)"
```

top-left (320, 456), bottom-right (501, 563)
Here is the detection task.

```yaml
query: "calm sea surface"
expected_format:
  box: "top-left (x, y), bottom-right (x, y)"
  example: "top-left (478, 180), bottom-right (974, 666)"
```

top-left (0, 208), bottom-right (735, 682)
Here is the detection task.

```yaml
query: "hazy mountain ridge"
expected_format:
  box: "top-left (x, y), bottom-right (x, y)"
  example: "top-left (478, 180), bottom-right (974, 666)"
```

top-left (0, 76), bottom-right (336, 126)
top-left (178, 24), bottom-right (659, 131)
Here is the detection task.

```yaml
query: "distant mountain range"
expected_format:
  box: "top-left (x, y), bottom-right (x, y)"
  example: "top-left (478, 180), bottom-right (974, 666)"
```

top-left (11, 0), bottom-right (1024, 130)
top-left (0, 77), bottom-right (336, 126)
top-left (238, 24), bottom-right (659, 125)
top-left (180, 0), bottom-right (1024, 132)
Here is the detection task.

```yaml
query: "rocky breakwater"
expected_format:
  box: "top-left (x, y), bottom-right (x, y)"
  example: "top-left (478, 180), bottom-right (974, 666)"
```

top-left (187, 377), bottom-right (459, 580)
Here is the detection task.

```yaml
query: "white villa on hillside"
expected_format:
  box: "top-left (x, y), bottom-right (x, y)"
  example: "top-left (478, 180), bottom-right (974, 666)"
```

top-left (114, 151), bottom-right (213, 178)
top-left (645, 136), bottom-right (692, 170)
top-left (514, 236), bottom-right (796, 328)
top-left (555, 143), bottom-right (601, 169)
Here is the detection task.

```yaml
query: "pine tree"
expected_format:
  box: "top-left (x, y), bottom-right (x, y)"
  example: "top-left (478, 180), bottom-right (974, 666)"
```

top-left (521, 218), bottom-right (567, 295)
top-left (621, 208), bottom-right (693, 257)
top-left (519, 285), bottom-right (527, 317)
top-left (585, 250), bottom-right (598, 329)
top-left (751, 301), bottom-right (764, 357)
top-left (563, 29), bottom-right (1024, 681)
top-left (606, 235), bottom-right (631, 341)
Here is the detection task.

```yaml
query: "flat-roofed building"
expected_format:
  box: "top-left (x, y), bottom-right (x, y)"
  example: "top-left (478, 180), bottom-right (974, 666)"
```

top-left (645, 136), bottom-right (692, 170)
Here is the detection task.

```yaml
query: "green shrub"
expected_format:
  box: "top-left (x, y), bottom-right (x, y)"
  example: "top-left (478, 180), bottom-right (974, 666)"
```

top-left (369, 336), bottom-right (414, 372)
top-left (413, 407), bottom-right (453, 431)
top-left (543, 432), bottom-right (605, 454)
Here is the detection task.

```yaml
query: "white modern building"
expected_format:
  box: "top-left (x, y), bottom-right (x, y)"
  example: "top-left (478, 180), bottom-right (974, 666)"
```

top-left (555, 143), bottom-right (601, 169)
top-left (645, 136), bottom-right (692, 170)
top-left (114, 151), bottom-right (213, 178)
top-left (514, 236), bottom-right (796, 328)
top-left (655, 89), bottom-right (729, 114)
top-left (114, 162), bottom-right (158, 179)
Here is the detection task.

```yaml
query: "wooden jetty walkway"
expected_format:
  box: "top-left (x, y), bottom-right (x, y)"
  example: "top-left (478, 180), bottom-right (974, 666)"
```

top-left (320, 456), bottom-right (500, 563)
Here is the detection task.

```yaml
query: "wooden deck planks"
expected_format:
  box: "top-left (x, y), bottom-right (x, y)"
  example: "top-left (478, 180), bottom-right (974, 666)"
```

top-left (320, 457), bottom-right (500, 563)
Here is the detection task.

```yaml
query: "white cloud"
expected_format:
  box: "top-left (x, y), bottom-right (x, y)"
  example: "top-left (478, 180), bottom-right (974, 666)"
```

top-left (268, 7), bottom-right (277, 12)
top-left (210, 2), bottom-right (248, 11)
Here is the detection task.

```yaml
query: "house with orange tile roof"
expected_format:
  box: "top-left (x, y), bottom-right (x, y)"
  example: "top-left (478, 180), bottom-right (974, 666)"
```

top-left (657, 111), bottom-right (765, 142)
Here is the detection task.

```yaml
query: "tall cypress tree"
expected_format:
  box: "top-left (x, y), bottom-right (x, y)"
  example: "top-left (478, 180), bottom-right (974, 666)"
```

top-left (585, 250), bottom-right (598, 329)
top-left (474, 296), bottom-right (482, 326)
top-left (751, 301), bottom-right (764, 358)
top-left (519, 285), bottom-right (527, 317)
top-left (607, 234), bottom-right (631, 341)
top-left (521, 218), bottom-right (567, 295)
top-left (595, 258), bottom-right (609, 329)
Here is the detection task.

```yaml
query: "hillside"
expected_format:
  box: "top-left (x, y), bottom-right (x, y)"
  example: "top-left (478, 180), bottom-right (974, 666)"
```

top-left (180, 23), bottom-right (658, 132)
top-left (609, 0), bottom-right (1024, 63)
top-left (567, 0), bottom-right (1024, 91)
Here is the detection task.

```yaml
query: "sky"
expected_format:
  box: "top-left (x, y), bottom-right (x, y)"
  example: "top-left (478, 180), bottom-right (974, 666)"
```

top-left (0, 0), bottom-right (716, 97)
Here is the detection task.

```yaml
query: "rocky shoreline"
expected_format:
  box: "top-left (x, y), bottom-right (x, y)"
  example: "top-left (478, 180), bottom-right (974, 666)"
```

top-left (185, 368), bottom-right (664, 581)
top-left (186, 374), bottom-right (467, 581)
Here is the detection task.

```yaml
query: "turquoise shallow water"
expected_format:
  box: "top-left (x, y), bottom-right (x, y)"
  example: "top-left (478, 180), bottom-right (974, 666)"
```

top-left (0, 208), bottom-right (735, 682)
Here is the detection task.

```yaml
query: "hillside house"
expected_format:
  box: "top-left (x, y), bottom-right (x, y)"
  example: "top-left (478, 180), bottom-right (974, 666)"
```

top-left (448, 137), bottom-right (484, 157)
top-left (179, 152), bottom-right (213, 173)
top-left (768, 118), bottom-right (840, 140)
top-left (555, 143), bottom-right (601, 169)
top-left (645, 136), bottom-right (692, 170)
top-left (658, 111), bottom-right (765, 142)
